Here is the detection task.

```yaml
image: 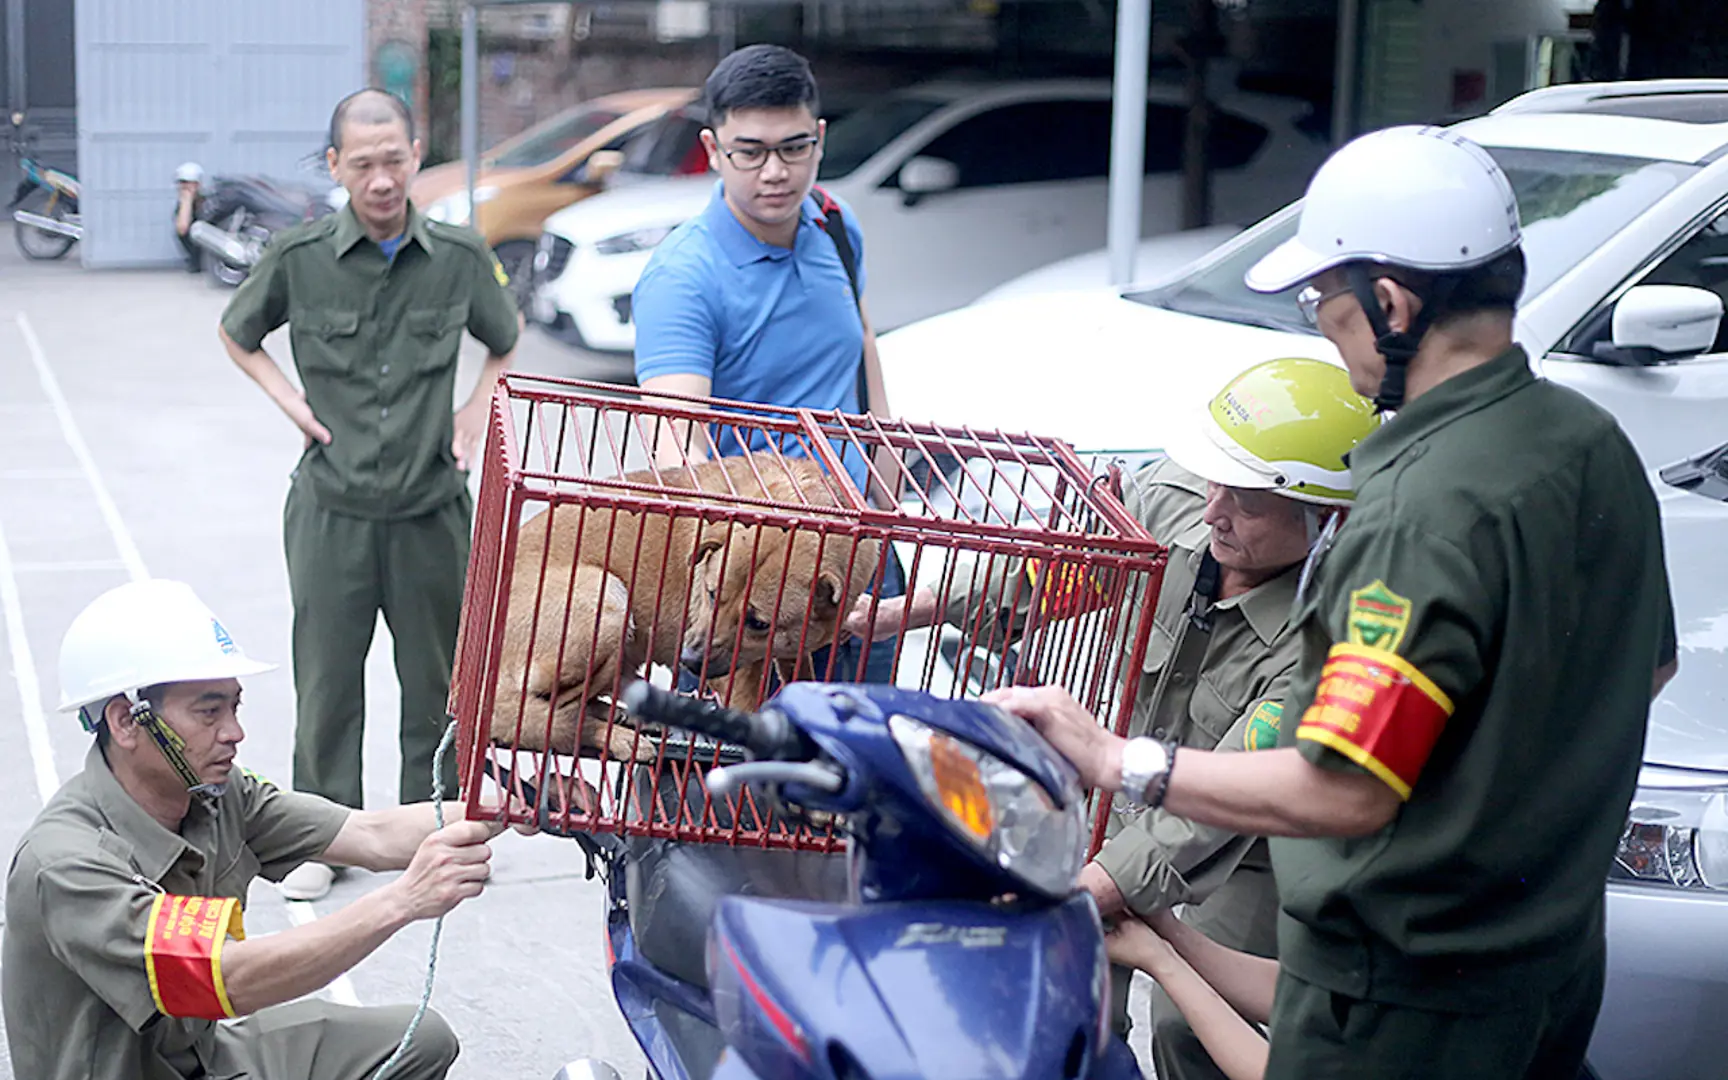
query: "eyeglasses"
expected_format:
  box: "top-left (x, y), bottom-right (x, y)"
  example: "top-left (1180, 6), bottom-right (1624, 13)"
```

top-left (716, 137), bottom-right (819, 171)
top-left (1295, 283), bottom-right (1354, 326)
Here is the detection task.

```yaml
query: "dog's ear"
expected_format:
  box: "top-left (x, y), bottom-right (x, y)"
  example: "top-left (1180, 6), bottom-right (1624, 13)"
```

top-left (691, 530), bottom-right (726, 568)
top-left (816, 569), bottom-right (844, 609)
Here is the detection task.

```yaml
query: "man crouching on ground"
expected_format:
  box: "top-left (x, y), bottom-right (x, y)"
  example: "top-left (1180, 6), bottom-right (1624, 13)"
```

top-left (3, 579), bottom-right (502, 1080)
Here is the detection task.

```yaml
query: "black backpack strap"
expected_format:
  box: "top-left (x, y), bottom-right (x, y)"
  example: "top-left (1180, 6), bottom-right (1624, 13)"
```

top-left (812, 185), bottom-right (869, 413)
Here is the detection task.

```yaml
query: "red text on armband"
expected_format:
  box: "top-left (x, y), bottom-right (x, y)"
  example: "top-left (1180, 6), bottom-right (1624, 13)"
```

top-left (144, 894), bottom-right (245, 1020)
top-left (1295, 643), bottom-right (1454, 800)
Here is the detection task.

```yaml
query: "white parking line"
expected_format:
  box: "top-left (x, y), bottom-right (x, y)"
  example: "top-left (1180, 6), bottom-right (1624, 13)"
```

top-left (15, 312), bottom-right (148, 583)
top-left (12, 309), bottom-right (365, 1008)
top-left (284, 900), bottom-right (362, 1007)
top-left (0, 515), bottom-right (60, 804)
top-left (13, 560), bottom-right (130, 574)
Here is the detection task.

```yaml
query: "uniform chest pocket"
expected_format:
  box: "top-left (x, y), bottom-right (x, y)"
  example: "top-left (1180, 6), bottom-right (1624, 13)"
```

top-left (294, 310), bottom-right (362, 374)
top-left (406, 306), bottom-right (467, 339)
top-left (1189, 671), bottom-right (1250, 747)
top-left (305, 310), bottom-right (360, 339)
top-left (213, 847), bottom-right (261, 901)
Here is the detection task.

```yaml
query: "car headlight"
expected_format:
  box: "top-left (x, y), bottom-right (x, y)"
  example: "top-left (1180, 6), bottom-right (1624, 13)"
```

top-left (889, 713), bottom-right (1086, 899)
top-left (594, 224), bottom-right (675, 256)
top-left (1610, 767), bottom-right (1728, 891)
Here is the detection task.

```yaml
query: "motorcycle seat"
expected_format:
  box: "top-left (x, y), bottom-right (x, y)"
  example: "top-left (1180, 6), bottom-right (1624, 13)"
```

top-left (622, 762), bottom-right (849, 992)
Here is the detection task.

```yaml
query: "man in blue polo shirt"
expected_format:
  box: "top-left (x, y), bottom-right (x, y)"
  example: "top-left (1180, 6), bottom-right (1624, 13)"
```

top-left (633, 43), bottom-right (901, 683)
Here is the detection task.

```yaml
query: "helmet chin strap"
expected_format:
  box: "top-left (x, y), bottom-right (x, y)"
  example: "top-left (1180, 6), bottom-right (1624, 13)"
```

top-left (1345, 264), bottom-right (1460, 414)
top-left (126, 693), bottom-right (226, 799)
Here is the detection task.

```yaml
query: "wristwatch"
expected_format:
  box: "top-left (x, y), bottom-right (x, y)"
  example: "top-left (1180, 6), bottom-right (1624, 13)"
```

top-left (1118, 736), bottom-right (1174, 808)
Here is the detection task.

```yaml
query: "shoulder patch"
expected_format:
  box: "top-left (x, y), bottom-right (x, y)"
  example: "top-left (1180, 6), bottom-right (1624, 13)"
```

top-left (490, 251), bottom-right (510, 287)
top-left (1244, 701), bottom-right (1283, 751)
top-left (240, 766), bottom-right (278, 791)
top-left (1346, 580), bottom-right (1412, 653)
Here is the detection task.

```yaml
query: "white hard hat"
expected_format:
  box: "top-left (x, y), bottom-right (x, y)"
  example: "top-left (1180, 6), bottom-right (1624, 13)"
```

top-left (175, 162), bottom-right (204, 184)
top-left (1245, 126), bottom-right (1522, 294)
top-left (57, 580), bottom-right (274, 714)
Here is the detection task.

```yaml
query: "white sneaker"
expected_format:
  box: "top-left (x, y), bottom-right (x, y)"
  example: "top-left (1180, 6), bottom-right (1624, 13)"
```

top-left (280, 861), bottom-right (338, 901)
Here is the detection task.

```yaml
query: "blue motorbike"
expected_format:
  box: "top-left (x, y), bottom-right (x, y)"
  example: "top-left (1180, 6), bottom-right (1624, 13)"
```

top-left (554, 681), bottom-right (1141, 1080)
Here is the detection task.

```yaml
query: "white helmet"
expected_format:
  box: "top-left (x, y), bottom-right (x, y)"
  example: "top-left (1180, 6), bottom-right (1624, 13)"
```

top-left (58, 580), bottom-right (274, 716)
top-left (174, 161), bottom-right (204, 184)
top-left (1245, 126), bottom-right (1521, 294)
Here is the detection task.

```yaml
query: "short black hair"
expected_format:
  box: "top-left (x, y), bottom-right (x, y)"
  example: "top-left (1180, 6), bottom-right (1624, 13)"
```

top-left (329, 89), bottom-right (415, 152)
top-left (1369, 247), bottom-right (1527, 327)
top-left (704, 45), bottom-right (819, 126)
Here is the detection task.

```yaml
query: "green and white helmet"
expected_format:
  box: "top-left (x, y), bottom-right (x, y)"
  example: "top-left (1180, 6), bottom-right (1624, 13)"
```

top-left (1164, 357), bottom-right (1381, 507)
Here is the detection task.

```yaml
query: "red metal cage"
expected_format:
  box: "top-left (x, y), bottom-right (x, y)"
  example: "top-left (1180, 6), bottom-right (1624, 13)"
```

top-left (450, 372), bottom-right (1168, 849)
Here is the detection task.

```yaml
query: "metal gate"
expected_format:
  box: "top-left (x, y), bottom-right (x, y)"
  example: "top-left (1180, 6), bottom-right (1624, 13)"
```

top-left (73, 0), bottom-right (365, 268)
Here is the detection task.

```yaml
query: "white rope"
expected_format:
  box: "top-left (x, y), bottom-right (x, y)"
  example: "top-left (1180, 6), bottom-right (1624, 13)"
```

top-left (369, 719), bottom-right (459, 1079)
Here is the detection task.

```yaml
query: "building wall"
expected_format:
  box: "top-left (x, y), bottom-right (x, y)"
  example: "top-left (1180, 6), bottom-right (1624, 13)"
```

top-left (368, 0), bottom-right (430, 141)
top-left (1356, 0), bottom-right (1571, 130)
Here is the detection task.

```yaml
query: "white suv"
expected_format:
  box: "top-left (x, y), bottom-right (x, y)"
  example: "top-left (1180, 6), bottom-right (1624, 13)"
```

top-left (877, 80), bottom-right (1728, 1080)
top-left (527, 79), bottom-right (1327, 352)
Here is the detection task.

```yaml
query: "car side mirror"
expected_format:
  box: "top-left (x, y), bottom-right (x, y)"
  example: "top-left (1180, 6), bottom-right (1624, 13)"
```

top-left (898, 156), bottom-right (959, 208)
top-left (575, 150), bottom-right (625, 187)
top-left (1593, 284), bottom-right (1724, 366)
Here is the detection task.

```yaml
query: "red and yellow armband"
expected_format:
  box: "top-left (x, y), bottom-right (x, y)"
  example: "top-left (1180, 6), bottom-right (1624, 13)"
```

top-left (144, 894), bottom-right (245, 1020)
top-left (1295, 644), bottom-right (1454, 800)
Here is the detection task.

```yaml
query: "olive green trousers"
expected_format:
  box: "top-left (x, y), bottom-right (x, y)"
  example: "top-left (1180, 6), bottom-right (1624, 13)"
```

top-left (211, 1000), bottom-right (458, 1079)
top-left (1264, 941), bottom-right (1605, 1080)
top-left (284, 481), bottom-right (470, 807)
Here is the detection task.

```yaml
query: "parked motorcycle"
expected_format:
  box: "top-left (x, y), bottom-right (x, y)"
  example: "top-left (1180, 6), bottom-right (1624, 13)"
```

top-left (187, 161), bottom-right (342, 286)
top-left (8, 112), bottom-right (81, 261)
top-left (541, 681), bottom-right (1139, 1080)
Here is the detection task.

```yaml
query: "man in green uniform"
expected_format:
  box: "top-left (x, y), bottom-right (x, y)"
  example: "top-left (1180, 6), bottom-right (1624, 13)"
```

top-left (4, 579), bottom-right (504, 1080)
top-left (849, 358), bottom-right (1378, 1080)
top-left (992, 125), bottom-right (1677, 1080)
top-left (219, 90), bottom-right (519, 900)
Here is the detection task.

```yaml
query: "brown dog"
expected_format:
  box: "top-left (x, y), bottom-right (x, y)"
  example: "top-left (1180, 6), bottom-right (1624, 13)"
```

top-left (487, 457), bottom-right (880, 759)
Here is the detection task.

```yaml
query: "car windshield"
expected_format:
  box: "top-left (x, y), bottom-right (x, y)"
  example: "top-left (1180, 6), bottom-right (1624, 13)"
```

top-left (1129, 147), bottom-right (1700, 333)
top-left (489, 104), bottom-right (624, 169)
top-left (818, 96), bottom-right (947, 180)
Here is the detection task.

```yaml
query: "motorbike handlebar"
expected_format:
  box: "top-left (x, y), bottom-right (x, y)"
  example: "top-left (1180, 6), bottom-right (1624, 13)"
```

top-left (621, 682), bottom-right (809, 761)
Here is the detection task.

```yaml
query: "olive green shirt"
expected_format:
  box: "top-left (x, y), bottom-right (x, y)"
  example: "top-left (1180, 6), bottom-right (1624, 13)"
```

top-left (220, 203), bottom-right (520, 520)
top-left (3, 745), bottom-right (350, 1080)
top-left (1271, 347), bottom-right (1677, 1012)
top-left (943, 459), bottom-right (1303, 915)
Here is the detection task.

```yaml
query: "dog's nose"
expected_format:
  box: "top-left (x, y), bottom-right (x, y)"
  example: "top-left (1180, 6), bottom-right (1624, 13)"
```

top-left (681, 647), bottom-right (734, 678)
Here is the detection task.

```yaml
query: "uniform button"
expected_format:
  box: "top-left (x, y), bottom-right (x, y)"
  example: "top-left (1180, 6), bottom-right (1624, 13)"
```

top-left (380, 364), bottom-right (390, 374)
top-left (381, 407), bottom-right (390, 418)
top-left (1171, 671), bottom-right (1188, 684)
top-left (1152, 728), bottom-right (1165, 740)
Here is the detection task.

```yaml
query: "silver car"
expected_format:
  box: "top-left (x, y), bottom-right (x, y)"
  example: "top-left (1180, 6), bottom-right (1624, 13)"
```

top-left (1590, 444), bottom-right (1728, 1080)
